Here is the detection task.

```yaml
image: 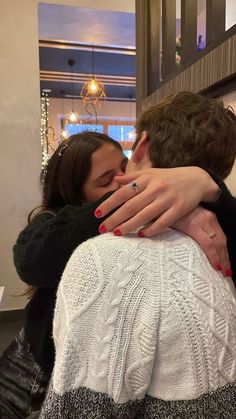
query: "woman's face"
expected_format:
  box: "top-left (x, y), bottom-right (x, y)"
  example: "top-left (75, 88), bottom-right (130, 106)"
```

top-left (82, 142), bottom-right (127, 203)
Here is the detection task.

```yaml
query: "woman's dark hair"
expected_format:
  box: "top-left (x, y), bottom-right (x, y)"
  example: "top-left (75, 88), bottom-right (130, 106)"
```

top-left (23, 131), bottom-right (123, 298)
top-left (28, 131), bottom-right (122, 222)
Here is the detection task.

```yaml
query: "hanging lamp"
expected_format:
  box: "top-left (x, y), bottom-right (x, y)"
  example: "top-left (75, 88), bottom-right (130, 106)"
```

top-left (80, 45), bottom-right (106, 107)
top-left (60, 90), bottom-right (68, 139)
top-left (67, 59), bottom-right (79, 123)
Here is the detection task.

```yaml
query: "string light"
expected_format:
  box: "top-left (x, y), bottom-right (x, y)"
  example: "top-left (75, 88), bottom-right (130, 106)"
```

top-left (40, 92), bottom-right (50, 171)
top-left (41, 93), bottom-right (64, 175)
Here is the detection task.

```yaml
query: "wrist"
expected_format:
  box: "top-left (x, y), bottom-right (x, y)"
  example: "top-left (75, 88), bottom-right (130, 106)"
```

top-left (199, 169), bottom-right (221, 202)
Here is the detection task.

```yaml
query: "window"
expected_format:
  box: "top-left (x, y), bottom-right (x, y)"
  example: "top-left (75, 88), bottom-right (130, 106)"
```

top-left (108, 125), bottom-right (135, 142)
top-left (123, 150), bottom-right (132, 159)
top-left (61, 119), bottom-right (134, 159)
top-left (65, 123), bottom-right (104, 136)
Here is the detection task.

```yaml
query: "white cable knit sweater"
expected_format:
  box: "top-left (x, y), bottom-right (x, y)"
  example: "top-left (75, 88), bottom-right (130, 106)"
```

top-left (41, 231), bottom-right (236, 418)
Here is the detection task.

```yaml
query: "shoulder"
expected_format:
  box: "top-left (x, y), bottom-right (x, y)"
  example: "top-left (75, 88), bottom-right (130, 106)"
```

top-left (64, 229), bottom-right (209, 278)
top-left (58, 234), bottom-right (147, 322)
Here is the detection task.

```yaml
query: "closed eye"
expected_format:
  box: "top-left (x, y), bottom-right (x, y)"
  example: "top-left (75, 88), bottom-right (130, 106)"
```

top-left (97, 175), bottom-right (114, 187)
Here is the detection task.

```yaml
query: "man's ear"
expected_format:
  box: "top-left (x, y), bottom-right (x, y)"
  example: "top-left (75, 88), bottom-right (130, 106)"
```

top-left (132, 131), bottom-right (149, 163)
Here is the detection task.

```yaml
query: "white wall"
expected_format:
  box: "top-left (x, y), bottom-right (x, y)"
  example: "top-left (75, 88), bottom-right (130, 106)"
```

top-left (222, 90), bottom-right (236, 109)
top-left (0, 0), bottom-right (42, 310)
top-left (0, 0), bottom-right (135, 311)
top-left (42, 0), bottom-right (135, 13)
top-left (222, 90), bottom-right (236, 196)
top-left (226, 0), bottom-right (236, 30)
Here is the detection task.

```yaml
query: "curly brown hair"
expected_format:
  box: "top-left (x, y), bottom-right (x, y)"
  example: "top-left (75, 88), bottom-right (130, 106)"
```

top-left (133, 92), bottom-right (236, 179)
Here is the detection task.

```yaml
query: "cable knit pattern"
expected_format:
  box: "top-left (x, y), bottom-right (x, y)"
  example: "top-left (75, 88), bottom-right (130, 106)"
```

top-left (41, 231), bottom-right (236, 418)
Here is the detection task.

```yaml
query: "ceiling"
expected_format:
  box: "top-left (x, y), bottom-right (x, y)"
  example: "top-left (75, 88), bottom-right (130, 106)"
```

top-left (38, 3), bottom-right (136, 101)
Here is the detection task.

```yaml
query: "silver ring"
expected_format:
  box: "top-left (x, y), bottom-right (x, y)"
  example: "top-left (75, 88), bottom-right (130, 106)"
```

top-left (209, 232), bottom-right (217, 239)
top-left (130, 181), bottom-right (139, 194)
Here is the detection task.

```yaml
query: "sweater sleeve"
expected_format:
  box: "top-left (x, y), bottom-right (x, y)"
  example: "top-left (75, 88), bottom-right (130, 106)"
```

top-left (13, 194), bottom-right (112, 288)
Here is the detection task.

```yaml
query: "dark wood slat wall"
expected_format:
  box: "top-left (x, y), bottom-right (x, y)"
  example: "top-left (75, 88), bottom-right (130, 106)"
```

top-left (206, 0), bottom-right (226, 45)
top-left (147, 0), bottom-right (161, 96)
top-left (142, 34), bottom-right (236, 108)
top-left (136, 0), bottom-right (148, 116)
top-left (162, 0), bottom-right (176, 78)
top-left (136, 0), bottom-right (236, 113)
top-left (181, 0), bottom-right (198, 64)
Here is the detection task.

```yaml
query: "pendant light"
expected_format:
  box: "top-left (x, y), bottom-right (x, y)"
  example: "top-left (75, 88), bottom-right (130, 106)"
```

top-left (67, 59), bottom-right (79, 123)
top-left (81, 45), bottom-right (106, 107)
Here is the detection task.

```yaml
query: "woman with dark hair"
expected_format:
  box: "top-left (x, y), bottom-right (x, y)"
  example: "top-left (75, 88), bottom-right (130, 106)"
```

top-left (40, 132), bottom-right (127, 209)
top-left (0, 131), bottom-right (128, 419)
top-left (0, 127), bottom-right (233, 418)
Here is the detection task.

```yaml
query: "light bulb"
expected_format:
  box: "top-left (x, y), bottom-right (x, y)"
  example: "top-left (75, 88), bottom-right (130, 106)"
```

top-left (61, 129), bottom-right (68, 139)
top-left (88, 78), bottom-right (98, 94)
top-left (128, 130), bottom-right (136, 140)
top-left (68, 111), bottom-right (78, 123)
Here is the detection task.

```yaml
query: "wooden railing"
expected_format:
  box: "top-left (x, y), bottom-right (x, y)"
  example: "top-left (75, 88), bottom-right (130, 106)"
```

top-left (136, 0), bottom-right (236, 113)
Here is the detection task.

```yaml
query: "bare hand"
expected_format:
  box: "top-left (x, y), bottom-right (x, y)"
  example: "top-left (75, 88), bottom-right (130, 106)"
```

top-left (173, 207), bottom-right (231, 277)
top-left (95, 167), bottom-right (220, 236)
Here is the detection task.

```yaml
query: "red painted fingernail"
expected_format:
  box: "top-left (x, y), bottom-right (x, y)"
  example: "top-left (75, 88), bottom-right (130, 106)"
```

top-left (99, 224), bottom-right (107, 234)
top-left (216, 264), bottom-right (222, 271)
top-left (138, 231), bottom-right (145, 237)
top-left (95, 209), bottom-right (102, 218)
top-left (113, 229), bottom-right (122, 236)
top-left (225, 268), bottom-right (232, 277)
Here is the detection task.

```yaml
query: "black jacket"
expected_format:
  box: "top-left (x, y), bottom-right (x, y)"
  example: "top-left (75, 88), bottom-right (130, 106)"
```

top-left (203, 178), bottom-right (236, 282)
top-left (13, 194), bottom-right (111, 373)
top-left (13, 184), bottom-right (236, 373)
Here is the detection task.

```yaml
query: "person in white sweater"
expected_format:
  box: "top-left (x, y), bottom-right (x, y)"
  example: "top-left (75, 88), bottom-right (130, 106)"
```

top-left (41, 92), bottom-right (236, 418)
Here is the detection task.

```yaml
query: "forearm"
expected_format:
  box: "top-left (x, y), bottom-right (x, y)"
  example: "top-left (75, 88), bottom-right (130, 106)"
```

top-left (202, 175), bottom-right (236, 230)
top-left (201, 175), bottom-right (236, 281)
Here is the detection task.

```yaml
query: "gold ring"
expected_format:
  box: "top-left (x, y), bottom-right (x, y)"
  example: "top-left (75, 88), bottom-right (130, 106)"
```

top-left (209, 232), bottom-right (217, 239)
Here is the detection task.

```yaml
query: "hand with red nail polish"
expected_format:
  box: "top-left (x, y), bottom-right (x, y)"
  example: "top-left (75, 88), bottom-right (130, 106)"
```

top-left (99, 224), bottom-right (107, 234)
top-left (138, 231), bottom-right (145, 237)
top-left (225, 268), bottom-right (232, 277)
top-left (93, 167), bottom-right (220, 238)
top-left (94, 209), bottom-right (102, 218)
top-left (173, 207), bottom-right (230, 276)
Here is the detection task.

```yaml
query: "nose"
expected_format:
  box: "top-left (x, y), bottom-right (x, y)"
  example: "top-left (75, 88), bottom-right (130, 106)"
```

top-left (111, 169), bottom-right (125, 189)
top-left (110, 177), bottom-right (122, 190)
